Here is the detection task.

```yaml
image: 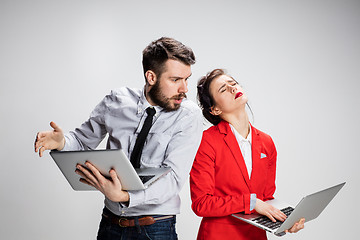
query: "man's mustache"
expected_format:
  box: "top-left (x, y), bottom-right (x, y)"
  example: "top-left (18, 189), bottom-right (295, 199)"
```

top-left (171, 93), bottom-right (187, 100)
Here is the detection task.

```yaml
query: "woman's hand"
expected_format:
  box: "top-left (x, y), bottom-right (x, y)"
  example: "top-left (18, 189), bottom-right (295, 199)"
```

top-left (255, 199), bottom-right (305, 234)
top-left (75, 162), bottom-right (130, 203)
top-left (254, 199), bottom-right (287, 222)
top-left (285, 218), bottom-right (305, 233)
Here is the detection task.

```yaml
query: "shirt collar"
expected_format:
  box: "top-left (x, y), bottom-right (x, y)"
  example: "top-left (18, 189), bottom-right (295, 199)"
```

top-left (229, 123), bottom-right (252, 143)
top-left (137, 88), bottom-right (161, 117)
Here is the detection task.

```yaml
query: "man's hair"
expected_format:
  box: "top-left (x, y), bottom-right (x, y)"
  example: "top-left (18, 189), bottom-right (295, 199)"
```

top-left (142, 37), bottom-right (195, 81)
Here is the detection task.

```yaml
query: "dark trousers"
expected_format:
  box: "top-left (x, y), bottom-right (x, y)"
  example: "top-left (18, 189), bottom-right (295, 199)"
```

top-left (97, 208), bottom-right (178, 240)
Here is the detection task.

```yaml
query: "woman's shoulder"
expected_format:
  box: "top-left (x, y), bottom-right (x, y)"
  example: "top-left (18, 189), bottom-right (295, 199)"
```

top-left (198, 126), bottom-right (217, 145)
top-left (251, 125), bottom-right (275, 145)
top-left (252, 125), bottom-right (270, 136)
top-left (203, 124), bottom-right (221, 135)
top-left (201, 122), bottom-right (229, 143)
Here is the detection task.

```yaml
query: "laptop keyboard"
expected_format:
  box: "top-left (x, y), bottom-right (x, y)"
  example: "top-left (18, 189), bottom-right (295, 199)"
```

top-left (139, 175), bottom-right (155, 184)
top-left (252, 207), bottom-right (294, 230)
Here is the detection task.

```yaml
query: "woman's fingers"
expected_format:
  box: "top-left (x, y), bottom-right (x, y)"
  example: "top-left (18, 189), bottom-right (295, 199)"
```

top-left (286, 218), bottom-right (305, 233)
top-left (265, 212), bottom-right (277, 222)
top-left (273, 208), bottom-right (287, 222)
top-left (255, 199), bottom-right (286, 222)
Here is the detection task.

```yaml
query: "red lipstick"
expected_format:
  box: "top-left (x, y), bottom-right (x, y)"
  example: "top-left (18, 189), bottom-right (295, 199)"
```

top-left (235, 92), bottom-right (243, 99)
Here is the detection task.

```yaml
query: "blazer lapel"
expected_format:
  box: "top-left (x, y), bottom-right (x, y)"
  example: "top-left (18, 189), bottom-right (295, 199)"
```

top-left (219, 121), bottom-right (251, 189)
top-left (250, 125), bottom-right (264, 185)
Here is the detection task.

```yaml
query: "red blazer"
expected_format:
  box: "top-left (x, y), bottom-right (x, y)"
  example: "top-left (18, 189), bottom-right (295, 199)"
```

top-left (190, 121), bottom-right (277, 240)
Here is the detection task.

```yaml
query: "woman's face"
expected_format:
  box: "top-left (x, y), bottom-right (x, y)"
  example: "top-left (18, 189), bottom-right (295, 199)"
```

top-left (209, 74), bottom-right (248, 116)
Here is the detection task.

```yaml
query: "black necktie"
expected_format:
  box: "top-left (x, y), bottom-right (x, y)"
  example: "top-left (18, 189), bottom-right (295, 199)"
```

top-left (130, 107), bottom-right (156, 168)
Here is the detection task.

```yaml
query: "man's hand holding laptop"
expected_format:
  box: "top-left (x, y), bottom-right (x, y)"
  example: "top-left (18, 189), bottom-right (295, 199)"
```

top-left (75, 161), bottom-right (129, 202)
top-left (35, 121), bottom-right (128, 202)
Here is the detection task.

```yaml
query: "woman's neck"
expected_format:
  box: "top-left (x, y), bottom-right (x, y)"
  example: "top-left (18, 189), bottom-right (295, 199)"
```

top-left (222, 109), bottom-right (250, 139)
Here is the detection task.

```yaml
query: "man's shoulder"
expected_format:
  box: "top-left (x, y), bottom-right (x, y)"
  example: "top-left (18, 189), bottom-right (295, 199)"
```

top-left (162, 99), bottom-right (202, 129)
top-left (179, 98), bottom-right (201, 115)
top-left (109, 87), bottom-right (142, 98)
top-left (101, 87), bottom-right (142, 106)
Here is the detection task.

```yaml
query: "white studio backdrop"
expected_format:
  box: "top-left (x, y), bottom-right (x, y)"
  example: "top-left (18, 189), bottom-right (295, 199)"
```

top-left (0, 0), bottom-right (359, 239)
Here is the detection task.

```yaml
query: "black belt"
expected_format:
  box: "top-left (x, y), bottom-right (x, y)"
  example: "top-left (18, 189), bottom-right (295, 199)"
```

top-left (102, 208), bottom-right (174, 228)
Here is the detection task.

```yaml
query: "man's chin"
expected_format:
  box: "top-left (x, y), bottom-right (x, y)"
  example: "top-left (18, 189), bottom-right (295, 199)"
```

top-left (163, 102), bottom-right (181, 112)
top-left (152, 97), bottom-right (183, 112)
top-left (165, 105), bottom-right (180, 112)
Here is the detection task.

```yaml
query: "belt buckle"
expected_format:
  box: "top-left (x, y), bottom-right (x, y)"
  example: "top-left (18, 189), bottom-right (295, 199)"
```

top-left (118, 218), bottom-right (127, 227)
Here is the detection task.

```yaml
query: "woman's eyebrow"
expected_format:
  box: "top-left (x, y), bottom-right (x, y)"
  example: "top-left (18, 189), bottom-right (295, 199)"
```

top-left (218, 83), bottom-right (226, 92)
top-left (218, 80), bottom-right (236, 92)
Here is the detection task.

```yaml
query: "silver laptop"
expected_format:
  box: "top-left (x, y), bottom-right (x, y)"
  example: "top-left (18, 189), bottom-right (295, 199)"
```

top-left (49, 149), bottom-right (171, 191)
top-left (232, 182), bottom-right (345, 236)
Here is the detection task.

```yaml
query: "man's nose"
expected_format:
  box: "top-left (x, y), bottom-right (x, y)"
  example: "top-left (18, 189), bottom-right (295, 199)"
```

top-left (179, 79), bottom-right (188, 93)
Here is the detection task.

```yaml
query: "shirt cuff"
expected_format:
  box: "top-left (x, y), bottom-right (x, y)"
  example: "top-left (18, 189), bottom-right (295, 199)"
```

top-left (119, 201), bottom-right (129, 208)
top-left (62, 134), bottom-right (75, 151)
top-left (127, 190), bottom-right (145, 208)
top-left (250, 193), bottom-right (257, 211)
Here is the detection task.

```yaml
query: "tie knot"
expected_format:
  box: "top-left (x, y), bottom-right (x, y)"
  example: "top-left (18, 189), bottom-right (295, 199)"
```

top-left (146, 107), bottom-right (156, 117)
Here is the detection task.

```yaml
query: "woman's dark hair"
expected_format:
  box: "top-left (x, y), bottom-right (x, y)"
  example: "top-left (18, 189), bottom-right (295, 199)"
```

top-left (197, 69), bottom-right (225, 125)
top-left (142, 37), bottom-right (195, 81)
top-left (197, 69), bottom-right (254, 126)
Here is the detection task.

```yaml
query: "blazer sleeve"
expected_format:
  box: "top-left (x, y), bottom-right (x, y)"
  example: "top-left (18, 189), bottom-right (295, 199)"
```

top-left (190, 133), bottom-right (252, 217)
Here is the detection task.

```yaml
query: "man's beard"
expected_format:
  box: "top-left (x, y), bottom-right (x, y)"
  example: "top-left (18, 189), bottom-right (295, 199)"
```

top-left (148, 80), bottom-right (187, 112)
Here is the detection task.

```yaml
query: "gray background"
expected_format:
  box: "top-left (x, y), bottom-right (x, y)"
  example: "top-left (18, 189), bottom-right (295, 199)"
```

top-left (1, 0), bottom-right (359, 239)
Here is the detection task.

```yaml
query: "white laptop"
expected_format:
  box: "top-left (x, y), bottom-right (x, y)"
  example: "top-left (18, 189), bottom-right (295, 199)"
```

top-left (49, 149), bottom-right (171, 191)
top-left (232, 182), bottom-right (345, 236)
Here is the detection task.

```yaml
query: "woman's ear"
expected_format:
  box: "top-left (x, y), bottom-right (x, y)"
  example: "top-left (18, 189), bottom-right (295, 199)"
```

top-left (145, 70), bottom-right (157, 86)
top-left (210, 106), bottom-right (222, 116)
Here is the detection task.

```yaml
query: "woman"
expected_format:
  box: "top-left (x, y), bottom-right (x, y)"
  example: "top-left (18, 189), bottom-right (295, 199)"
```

top-left (190, 69), bottom-right (304, 239)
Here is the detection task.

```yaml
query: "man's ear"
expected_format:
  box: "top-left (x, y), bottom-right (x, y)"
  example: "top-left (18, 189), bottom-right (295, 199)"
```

top-left (210, 106), bottom-right (222, 116)
top-left (145, 70), bottom-right (157, 86)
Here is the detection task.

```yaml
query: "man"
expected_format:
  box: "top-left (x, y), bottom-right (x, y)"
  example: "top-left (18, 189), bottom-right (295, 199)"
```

top-left (34, 37), bottom-right (203, 239)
